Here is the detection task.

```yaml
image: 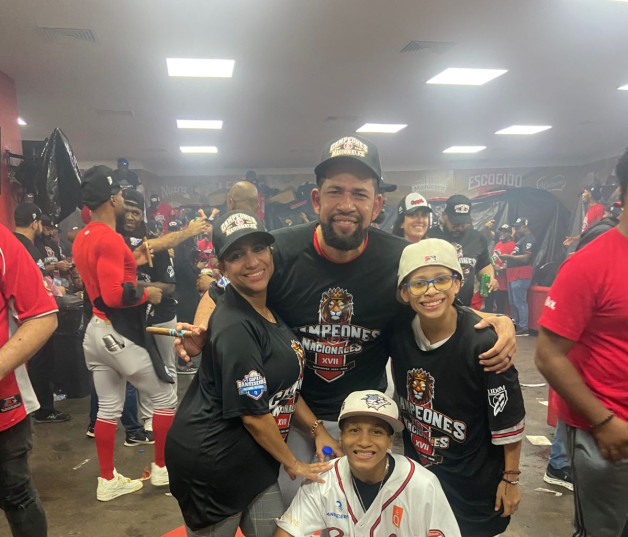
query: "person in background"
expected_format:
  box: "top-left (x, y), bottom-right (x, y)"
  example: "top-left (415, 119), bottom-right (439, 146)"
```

top-left (227, 181), bottom-right (261, 215)
top-left (166, 211), bottom-right (335, 537)
top-left (428, 194), bottom-right (497, 306)
top-left (73, 165), bottom-right (177, 501)
top-left (274, 390), bottom-right (461, 537)
top-left (13, 203), bottom-right (71, 424)
top-left (535, 149), bottom-right (628, 537)
top-left (390, 239), bottom-right (525, 537)
top-left (574, 201), bottom-right (622, 251)
top-left (563, 184), bottom-right (606, 246)
top-left (392, 192), bottom-right (433, 243)
top-left (500, 218), bottom-right (537, 337)
top-left (111, 157), bottom-right (141, 192)
top-left (147, 193), bottom-right (173, 235)
top-left (0, 223), bottom-right (59, 537)
top-left (485, 224), bottom-right (515, 314)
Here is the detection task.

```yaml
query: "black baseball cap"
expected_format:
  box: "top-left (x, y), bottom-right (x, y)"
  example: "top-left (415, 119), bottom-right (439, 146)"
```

top-left (444, 194), bottom-right (472, 225)
top-left (397, 193), bottom-right (432, 217)
top-left (380, 180), bottom-right (397, 193)
top-left (498, 224), bottom-right (512, 233)
top-left (41, 214), bottom-right (57, 228)
top-left (513, 217), bottom-right (529, 228)
top-left (583, 184), bottom-right (602, 201)
top-left (314, 134), bottom-right (382, 184)
top-left (123, 189), bottom-right (145, 210)
top-left (149, 193), bottom-right (160, 204)
top-left (81, 165), bottom-right (121, 210)
top-left (168, 220), bottom-right (182, 232)
top-left (14, 203), bottom-right (42, 227)
top-left (213, 211), bottom-right (274, 260)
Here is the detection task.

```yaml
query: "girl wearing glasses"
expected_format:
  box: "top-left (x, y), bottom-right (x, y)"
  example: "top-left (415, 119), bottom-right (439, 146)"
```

top-left (388, 238), bottom-right (525, 537)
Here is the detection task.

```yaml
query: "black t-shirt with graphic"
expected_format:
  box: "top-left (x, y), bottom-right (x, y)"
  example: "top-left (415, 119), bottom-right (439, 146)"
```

top-left (388, 305), bottom-right (525, 537)
top-left (125, 235), bottom-right (177, 324)
top-left (428, 226), bottom-right (491, 306)
top-left (268, 222), bottom-right (408, 420)
top-left (35, 236), bottom-right (65, 265)
top-left (165, 286), bottom-right (305, 530)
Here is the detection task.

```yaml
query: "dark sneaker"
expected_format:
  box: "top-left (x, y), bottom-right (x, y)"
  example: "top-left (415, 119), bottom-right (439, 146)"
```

top-left (516, 329), bottom-right (530, 337)
top-left (177, 363), bottom-right (199, 375)
top-left (544, 464), bottom-right (573, 491)
top-left (86, 425), bottom-right (95, 438)
top-left (33, 410), bottom-right (71, 423)
top-left (145, 430), bottom-right (154, 443)
top-left (124, 431), bottom-right (155, 447)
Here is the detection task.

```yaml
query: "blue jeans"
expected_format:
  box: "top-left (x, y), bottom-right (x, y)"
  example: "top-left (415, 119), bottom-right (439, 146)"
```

top-left (89, 379), bottom-right (143, 435)
top-left (508, 278), bottom-right (532, 330)
top-left (549, 419), bottom-right (570, 469)
top-left (0, 418), bottom-right (47, 537)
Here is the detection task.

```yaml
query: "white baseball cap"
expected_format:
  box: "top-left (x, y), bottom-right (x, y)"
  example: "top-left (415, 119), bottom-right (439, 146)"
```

top-left (338, 390), bottom-right (404, 433)
top-left (397, 193), bottom-right (432, 217)
top-left (397, 238), bottom-right (463, 288)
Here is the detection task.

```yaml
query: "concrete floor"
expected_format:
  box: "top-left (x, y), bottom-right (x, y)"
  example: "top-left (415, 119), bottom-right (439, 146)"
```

top-left (0, 335), bottom-right (575, 537)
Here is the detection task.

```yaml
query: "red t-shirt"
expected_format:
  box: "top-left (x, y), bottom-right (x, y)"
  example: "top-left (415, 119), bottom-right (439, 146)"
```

top-left (148, 203), bottom-right (173, 234)
top-left (73, 222), bottom-right (147, 320)
top-left (0, 225), bottom-right (58, 432)
top-left (492, 240), bottom-right (515, 289)
top-left (582, 203), bottom-right (605, 232)
top-left (539, 228), bottom-right (628, 429)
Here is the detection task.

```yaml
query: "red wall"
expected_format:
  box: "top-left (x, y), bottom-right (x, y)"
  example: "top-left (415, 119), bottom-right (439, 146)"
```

top-left (0, 70), bottom-right (21, 228)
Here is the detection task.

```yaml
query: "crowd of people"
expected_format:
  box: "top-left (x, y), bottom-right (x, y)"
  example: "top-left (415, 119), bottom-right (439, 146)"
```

top-left (0, 136), bottom-right (625, 537)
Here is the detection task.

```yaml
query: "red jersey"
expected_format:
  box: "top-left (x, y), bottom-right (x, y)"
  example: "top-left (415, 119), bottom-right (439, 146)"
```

top-left (0, 225), bottom-right (57, 432)
top-left (73, 222), bottom-right (147, 320)
top-left (492, 240), bottom-right (515, 289)
top-left (582, 203), bottom-right (605, 232)
top-left (539, 228), bottom-right (628, 429)
top-left (148, 203), bottom-right (173, 234)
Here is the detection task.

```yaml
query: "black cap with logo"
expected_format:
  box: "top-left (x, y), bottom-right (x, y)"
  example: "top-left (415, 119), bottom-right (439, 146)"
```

top-left (41, 214), bottom-right (57, 228)
top-left (212, 211), bottom-right (274, 260)
top-left (123, 189), bottom-right (145, 210)
top-left (314, 135), bottom-right (382, 184)
top-left (444, 194), bottom-right (472, 225)
top-left (14, 203), bottom-right (42, 227)
top-left (81, 166), bottom-right (121, 210)
top-left (513, 217), bottom-right (529, 228)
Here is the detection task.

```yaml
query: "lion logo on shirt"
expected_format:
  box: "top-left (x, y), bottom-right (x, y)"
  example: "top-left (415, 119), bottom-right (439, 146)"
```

top-left (319, 287), bottom-right (354, 324)
top-left (407, 368), bottom-right (435, 406)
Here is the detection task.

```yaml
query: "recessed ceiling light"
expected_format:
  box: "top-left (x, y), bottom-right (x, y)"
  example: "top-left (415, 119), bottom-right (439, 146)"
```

top-left (618, 84), bottom-right (628, 91)
top-left (167, 58), bottom-right (235, 78)
top-left (17, 117), bottom-right (27, 126)
top-left (426, 68), bottom-right (507, 86)
top-left (356, 123), bottom-right (407, 134)
top-left (176, 119), bottom-right (223, 130)
top-left (443, 146), bottom-right (487, 154)
top-left (495, 125), bottom-right (552, 135)
top-left (180, 146), bottom-right (218, 154)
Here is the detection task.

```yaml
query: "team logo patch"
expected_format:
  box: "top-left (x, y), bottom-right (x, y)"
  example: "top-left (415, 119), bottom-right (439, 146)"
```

top-left (392, 505), bottom-right (404, 528)
top-left (329, 136), bottom-right (368, 159)
top-left (424, 255), bottom-right (436, 262)
top-left (220, 213), bottom-right (258, 237)
top-left (362, 393), bottom-right (391, 411)
top-left (454, 203), bottom-right (470, 214)
top-left (488, 385), bottom-right (508, 416)
top-left (0, 394), bottom-right (23, 412)
top-left (236, 370), bottom-right (267, 400)
top-left (130, 237), bottom-right (143, 247)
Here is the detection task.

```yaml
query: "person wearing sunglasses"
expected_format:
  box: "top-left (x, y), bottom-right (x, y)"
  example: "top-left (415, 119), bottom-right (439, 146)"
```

top-left (388, 238), bottom-right (525, 537)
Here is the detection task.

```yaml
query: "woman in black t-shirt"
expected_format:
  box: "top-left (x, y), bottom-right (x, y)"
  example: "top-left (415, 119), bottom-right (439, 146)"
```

top-left (166, 211), bottom-right (338, 537)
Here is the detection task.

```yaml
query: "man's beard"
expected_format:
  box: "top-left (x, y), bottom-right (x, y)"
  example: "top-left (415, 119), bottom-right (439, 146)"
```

top-left (319, 216), bottom-right (367, 251)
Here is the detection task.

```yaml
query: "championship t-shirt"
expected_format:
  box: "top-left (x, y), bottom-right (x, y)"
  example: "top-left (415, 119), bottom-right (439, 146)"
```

top-left (538, 228), bottom-right (628, 429)
top-left (268, 223), bottom-right (409, 420)
top-left (388, 305), bottom-right (525, 537)
top-left (165, 286), bottom-right (305, 530)
top-left (35, 236), bottom-right (65, 266)
top-left (125, 235), bottom-right (177, 324)
top-left (428, 226), bottom-right (491, 306)
top-left (0, 225), bottom-right (57, 432)
top-left (506, 232), bottom-right (537, 282)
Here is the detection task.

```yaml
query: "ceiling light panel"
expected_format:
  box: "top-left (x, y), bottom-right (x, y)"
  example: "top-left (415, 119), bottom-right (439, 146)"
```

top-left (495, 125), bottom-right (552, 135)
top-left (426, 68), bottom-right (507, 86)
top-left (356, 123), bottom-right (407, 133)
top-left (177, 119), bottom-right (223, 129)
top-left (442, 146), bottom-right (486, 154)
top-left (167, 58), bottom-right (235, 78)
top-left (618, 84), bottom-right (628, 90)
top-left (180, 146), bottom-right (218, 154)
top-left (17, 117), bottom-right (27, 126)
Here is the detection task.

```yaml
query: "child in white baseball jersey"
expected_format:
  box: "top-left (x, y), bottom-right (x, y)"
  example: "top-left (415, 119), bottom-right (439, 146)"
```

top-left (274, 390), bottom-right (461, 537)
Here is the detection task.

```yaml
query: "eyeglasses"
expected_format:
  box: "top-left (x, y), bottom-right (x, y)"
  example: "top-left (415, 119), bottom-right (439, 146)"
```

top-left (404, 274), bottom-right (459, 296)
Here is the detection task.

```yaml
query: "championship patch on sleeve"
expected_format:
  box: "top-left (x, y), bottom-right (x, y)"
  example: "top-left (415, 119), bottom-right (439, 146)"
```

top-left (236, 370), bottom-right (267, 400)
top-left (488, 385), bottom-right (508, 416)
